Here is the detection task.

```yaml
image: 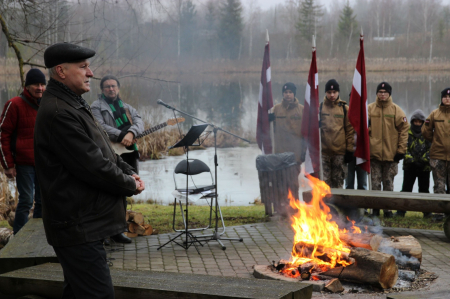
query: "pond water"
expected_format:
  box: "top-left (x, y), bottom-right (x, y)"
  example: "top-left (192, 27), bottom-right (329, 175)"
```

top-left (136, 144), bottom-right (430, 206)
top-left (0, 70), bottom-right (443, 205)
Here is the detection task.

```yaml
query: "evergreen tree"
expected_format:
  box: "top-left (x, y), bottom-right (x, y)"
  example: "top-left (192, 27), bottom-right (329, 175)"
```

top-left (180, 0), bottom-right (196, 56)
top-left (205, 0), bottom-right (215, 30)
top-left (218, 0), bottom-right (243, 59)
top-left (296, 0), bottom-right (323, 42)
top-left (338, 0), bottom-right (358, 40)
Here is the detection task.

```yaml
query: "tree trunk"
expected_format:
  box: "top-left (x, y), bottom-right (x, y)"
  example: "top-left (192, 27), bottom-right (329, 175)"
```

top-left (0, 227), bottom-right (13, 247)
top-left (323, 247), bottom-right (398, 289)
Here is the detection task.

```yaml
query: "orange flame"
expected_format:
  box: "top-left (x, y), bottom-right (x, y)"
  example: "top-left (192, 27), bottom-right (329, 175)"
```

top-left (281, 174), bottom-right (356, 277)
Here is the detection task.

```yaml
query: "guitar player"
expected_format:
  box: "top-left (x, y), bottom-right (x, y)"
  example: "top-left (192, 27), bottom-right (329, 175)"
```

top-left (91, 75), bottom-right (144, 244)
top-left (91, 75), bottom-right (144, 173)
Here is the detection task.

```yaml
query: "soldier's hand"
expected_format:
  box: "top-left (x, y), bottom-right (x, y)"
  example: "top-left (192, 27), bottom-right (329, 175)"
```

top-left (344, 151), bottom-right (354, 164)
top-left (5, 167), bottom-right (16, 179)
top-left (394, 153), bottom-right (405, 162)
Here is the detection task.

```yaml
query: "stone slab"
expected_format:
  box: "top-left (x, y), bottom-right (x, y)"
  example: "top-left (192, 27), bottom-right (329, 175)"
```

top-left (387, 290), bottom-right (450, 299)
top-left (0, 263), bottom-right (313, 299)
top-left (0, 219), bottom-right (57, 275)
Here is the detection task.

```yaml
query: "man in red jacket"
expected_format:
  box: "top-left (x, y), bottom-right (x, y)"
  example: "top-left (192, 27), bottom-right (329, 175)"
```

top-left (0, 69), bottom-right (46, 234)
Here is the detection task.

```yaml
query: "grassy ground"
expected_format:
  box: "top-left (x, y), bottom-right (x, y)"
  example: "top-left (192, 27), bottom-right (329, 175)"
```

top-left (133, 204), bottom-right (269, 234)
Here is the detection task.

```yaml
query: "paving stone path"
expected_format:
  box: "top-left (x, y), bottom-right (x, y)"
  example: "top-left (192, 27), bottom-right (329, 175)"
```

top-left (106, 221), bottom-right (450, 298)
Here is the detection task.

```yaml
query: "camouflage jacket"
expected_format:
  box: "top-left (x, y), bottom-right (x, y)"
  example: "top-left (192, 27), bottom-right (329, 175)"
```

top-left (403, 128), bottom-right (431, 172)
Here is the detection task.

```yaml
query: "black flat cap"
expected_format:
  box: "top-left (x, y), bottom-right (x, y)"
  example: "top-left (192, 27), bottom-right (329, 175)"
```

top-left (44, 43), bottom-right (95, 68)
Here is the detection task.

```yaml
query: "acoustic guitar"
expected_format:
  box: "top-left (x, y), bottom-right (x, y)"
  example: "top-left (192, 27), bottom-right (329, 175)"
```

top-left (112, 117), bottom-right (185, 155)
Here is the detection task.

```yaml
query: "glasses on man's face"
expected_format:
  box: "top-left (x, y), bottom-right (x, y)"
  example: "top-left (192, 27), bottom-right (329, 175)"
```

top-left (104, 85), bottom-right (117, 89)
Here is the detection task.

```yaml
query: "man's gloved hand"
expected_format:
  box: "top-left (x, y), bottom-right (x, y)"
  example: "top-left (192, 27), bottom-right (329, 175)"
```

top-left (394, 153), bottom-right (405, 162)
top-left (344, 151), bottom-right (354, 164)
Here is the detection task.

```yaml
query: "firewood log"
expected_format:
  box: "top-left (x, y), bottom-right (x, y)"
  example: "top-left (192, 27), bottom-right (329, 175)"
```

top-left (379, 235), bottom-right (422, 262)
top-left (141, 224), bottom-right (153, 236)
top-left (128, 211), bottom-right (144, 225)
top-left (128, 222), bottom-right (146, 235)
top-left (0, 227), bottom-right (13, 246)
top-left (339, 232), bottom-right (383, 251)
top-left (323, 247), bottom-right (398, 289)
top-left (325, 278), bottom-right (344, 293)
top-left (294, 242), bottom-right (353, 264)
top-left (125, 232), bottom-right (138, 238)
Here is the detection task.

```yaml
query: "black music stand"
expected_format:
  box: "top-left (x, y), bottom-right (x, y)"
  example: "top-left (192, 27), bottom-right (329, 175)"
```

top-left (157, 124), bottom-right (209, 253)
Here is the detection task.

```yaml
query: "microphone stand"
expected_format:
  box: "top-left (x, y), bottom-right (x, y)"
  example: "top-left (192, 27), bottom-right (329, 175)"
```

top-left (159, 101), bottom-right (248, 249)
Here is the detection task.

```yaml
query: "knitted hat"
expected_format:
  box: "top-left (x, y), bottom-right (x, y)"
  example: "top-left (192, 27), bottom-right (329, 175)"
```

top-left (441, 88), bottom-right (450, 99)
top-left (376, 82), bottom-right (392, 96)
top-left (325, 79), bottom-right (340, 92)
top-left (44, 42), bottom-right (95, 68)
top-left (100, 75), bottom-right (120, 89)
top-left (25, 69), bottom-right (46, 86)
top-left (282, 82), bottom-right (296, 96)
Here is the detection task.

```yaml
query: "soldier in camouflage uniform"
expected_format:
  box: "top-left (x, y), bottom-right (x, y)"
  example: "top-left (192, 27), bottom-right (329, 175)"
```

top-left (422, 88), bottom-right (450, 197)
top-left (397, 109), bottom-right (431, 217)
top-left (368, 82), bottom-right (409, 218)
top-left (320, 79), bottom-right (354, 188)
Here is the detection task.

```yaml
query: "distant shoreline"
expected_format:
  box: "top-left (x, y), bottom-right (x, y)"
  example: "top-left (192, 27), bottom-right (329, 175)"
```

top-left (1, 57), bottom-right (450, 81)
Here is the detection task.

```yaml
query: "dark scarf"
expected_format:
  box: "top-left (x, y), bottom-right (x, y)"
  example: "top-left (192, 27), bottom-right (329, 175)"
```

top-left (49, 78), bottom-right (91, 112)
top-left (101, 94), bottom-right (131, 130)
top-left (411, 124), bottom-right (422, 138)
top-left (102, 94), bottom-right (137, 152)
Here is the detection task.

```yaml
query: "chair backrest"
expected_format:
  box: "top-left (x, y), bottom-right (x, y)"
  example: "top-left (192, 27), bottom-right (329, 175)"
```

top-left (174, 159), bottom-right (211, 175)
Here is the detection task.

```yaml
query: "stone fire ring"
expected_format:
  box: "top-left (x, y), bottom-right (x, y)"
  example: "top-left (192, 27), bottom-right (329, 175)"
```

top-left (253, 265), bottom-right (326, 292)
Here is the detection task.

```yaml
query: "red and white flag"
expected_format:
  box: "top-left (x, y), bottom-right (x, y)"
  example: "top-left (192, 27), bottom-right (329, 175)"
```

top-left (349, 32), bottom-right (370, 173)
top-left (256, 30), bottom-right (273, 154)
top-left (301, 43), bottom-right (320, 176)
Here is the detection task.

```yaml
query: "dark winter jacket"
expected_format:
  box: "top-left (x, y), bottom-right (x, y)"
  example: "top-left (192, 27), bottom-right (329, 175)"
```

top-left (0, 88), bottom-right (40, 169)
top-left (403, 109), bottom-right (430, 172)
top-left (34, 79), bottom-right (137, 247)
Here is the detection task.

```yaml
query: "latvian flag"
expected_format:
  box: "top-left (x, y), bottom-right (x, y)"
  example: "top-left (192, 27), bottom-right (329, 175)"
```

top-left (301, 45), bottom-right (321, 176)
top-left (349, 32), bottom-right (370, 173)
top-left (256, 30), bottom-right (273, 154)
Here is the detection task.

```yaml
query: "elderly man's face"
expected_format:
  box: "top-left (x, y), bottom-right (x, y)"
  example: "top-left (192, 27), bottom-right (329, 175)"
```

top-left (102, 79), bottom-right (120, 100)
top-left (26, 83), bottom-right (46, 98)
top-left (61, 60), bottom-right (93, 96)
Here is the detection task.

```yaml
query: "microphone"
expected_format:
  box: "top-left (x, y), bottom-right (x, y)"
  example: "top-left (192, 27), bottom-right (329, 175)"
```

top-left (157, 99), bottom-right (173, 109)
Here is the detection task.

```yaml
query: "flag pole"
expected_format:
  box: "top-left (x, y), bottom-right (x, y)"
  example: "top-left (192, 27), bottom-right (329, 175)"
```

top-left (359, 26), bottom-right (372, 191)
top-left (266, 29), bottom-right (275, 153)
top-left (313, 34), bottom-right (324, 181)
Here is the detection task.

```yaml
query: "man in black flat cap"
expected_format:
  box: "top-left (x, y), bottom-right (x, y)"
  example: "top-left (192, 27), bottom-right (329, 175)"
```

top-left (34, 42), bottom-right (145, 299)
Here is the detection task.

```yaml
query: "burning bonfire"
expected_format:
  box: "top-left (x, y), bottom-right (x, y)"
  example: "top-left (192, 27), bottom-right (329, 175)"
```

top-left (269, 175), bottom-right (407, 289)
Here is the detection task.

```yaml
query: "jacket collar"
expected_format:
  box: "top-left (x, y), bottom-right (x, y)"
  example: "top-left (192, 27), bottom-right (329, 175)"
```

top-left (45, 78), bottom-right (84, 110)
top-left (324, 95), bottom-right (342, 106)
top-left (375, 96), bottom-right (393, 108)
top-left (22, 87), bottom-right (40, 106)
top-left (282, 97), bottom-right (299, 110)
top-left (439, 104), bottom-right (450, 113)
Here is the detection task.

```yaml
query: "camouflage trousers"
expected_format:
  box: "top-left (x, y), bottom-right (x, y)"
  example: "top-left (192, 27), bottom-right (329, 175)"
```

top-left (430, 159), bottom-right (450, 194)
top-left (322, 154), bottom-right (345, 188)
top-left (370, 160), bottom-right (398, 191)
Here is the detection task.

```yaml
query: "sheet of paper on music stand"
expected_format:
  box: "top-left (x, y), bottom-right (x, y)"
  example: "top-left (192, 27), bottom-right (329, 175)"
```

top-left (170, 124), bottom-right (209, 149)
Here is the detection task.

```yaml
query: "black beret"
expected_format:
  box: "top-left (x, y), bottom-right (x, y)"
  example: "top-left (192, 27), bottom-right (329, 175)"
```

top-left (282, 82), bottom-right (297, 96)
top-left (325, 79), bottom-right (340, 92)
top-left (376, 82), bottom-right (392, 96)
top-left (44, 43), bottom-right (96, 68)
